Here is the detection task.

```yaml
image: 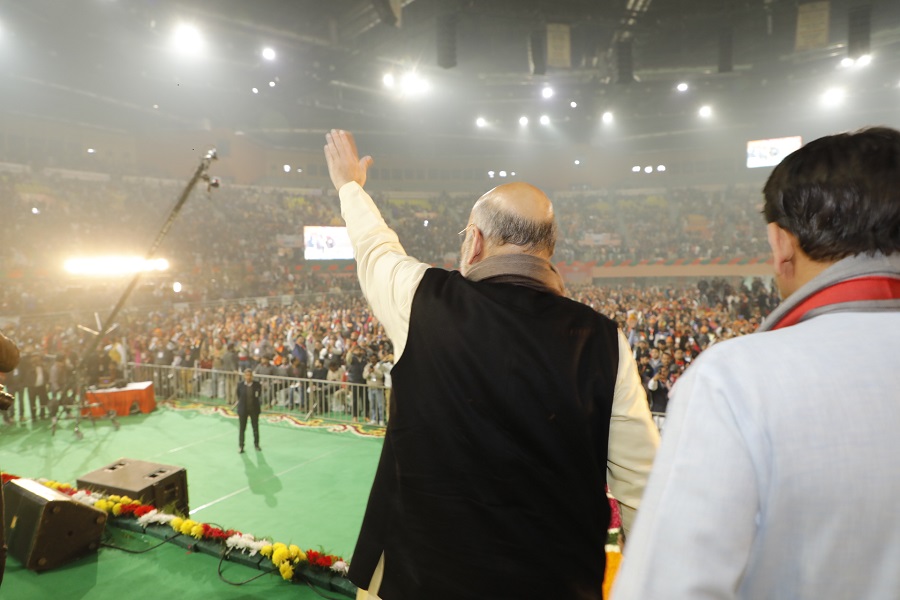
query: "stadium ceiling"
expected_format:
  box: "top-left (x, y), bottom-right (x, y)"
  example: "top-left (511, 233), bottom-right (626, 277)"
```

top-left (1, 0), bottom-right (899, 151)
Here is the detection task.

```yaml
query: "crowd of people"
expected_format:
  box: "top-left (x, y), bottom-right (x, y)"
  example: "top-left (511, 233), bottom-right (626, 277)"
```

top-left (0, 274), bottom-right (777, 425)
top-left (2, 170), bottom-right (770, 315)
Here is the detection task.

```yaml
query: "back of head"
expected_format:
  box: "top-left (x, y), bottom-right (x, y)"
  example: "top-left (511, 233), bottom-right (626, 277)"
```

top-left (471, 182), bottom-right (557, 257)
top-left (763, 126), bottom-right (900, 261)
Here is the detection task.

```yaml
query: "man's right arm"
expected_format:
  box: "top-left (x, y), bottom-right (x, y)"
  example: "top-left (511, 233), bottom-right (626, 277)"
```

top-left (338, 182), bottom-right (428, 361)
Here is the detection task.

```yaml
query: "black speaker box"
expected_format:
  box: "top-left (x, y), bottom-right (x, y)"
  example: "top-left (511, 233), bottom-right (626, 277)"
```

top-left (77, 458), bottom-right (189, 515)
top-left (3, 478), bottom-right (107, 571)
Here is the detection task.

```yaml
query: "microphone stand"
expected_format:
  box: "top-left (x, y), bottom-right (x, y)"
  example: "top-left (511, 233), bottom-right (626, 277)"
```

top-left (53, 149), bottom-right (218, 439)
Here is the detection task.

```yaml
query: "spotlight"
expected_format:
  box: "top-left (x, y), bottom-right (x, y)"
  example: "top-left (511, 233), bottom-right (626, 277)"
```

top-left (171, 23), bottom-right (204, 57)
top-left (382, 73), bottom-right (395, 88)
top-left (574, 160), bottom-right (581, 166)
top-left (269, 81), bottom-right (276, 87)
top-left (519, 116), bottom-right (529, 126)
top-left (87, 148), bottom-right (96, 154)
top-left (856, 54), bottom-right (872, 67)
top-left (632, 166), bottom-right (641, 173)
top-left (570, 101), bottom-right (577, 108)
top-left (32, 207), bottom-right (40, 215)
top-left (283, 164), bottom-right (291, 173)
top-left (262, 47), bottom-right (276, 61)
top-left (251, 87), bottom-right (259, 94)
top-left (698, 105), bottom-right (713, 118)
top-left (488, 170), bottom-right (495, 178)
top-left (644, 166), bottom-right (653, 173)
top-left (820, 87), bottom-right (845, 107)
top-left (601, 111), bottom-right (613, 124)
top-left (539, 115), bottom-right (550, 125)
top-left (499, 171), bottom-right (507, 177)
top-left (475, 117), bottom-right (487, 128)
top-left (676, 82), bottom-right (689, 92)
top-left (657, 165), bottom-right (666, 172)
top-left (510, 172), bottom-right (516, 176)
top-left (173, 282), bottom-right (183, 293)
top-left (399, 72), bottom-right (430, 97)
top-left (541, 86), bottom-right (554, 99)
top-left (840, 57), bottom-right (855, 68)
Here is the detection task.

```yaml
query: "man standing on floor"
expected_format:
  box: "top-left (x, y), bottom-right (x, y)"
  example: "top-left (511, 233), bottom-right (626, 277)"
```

top-left (235, 368), bottom-right (262, 453)
top-left (613, 127), bottom-right (900, 599)
top-left (324, 130), bottom-right (659, 600)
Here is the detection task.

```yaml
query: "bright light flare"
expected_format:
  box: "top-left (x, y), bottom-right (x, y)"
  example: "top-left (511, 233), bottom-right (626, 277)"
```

top-left (519, 116), bottom-right (529, 126)
top-left (173, 281), bottom-right (183, 293)
top-left (475, 117), bottom-right (487, 128)
top-left (539, 115), bottom-right (550, 125)
top-left (64, 256), bottom-right (170, 277)
top-left (821, 87), bottom-right (845, 108)
top-left (399, 72), bottom-right (430, 97)
top-left (698, 105), bottom-right (713, 118)
top-left (856, 54), bottom-right (872, 67)
top-left (262, 47), bottom-right (276, 61)
top-left (676, 82), bottom-right (689, 92)
top-left (171, 23), bottom-right (204, 57)
top-left (283, 164), bottom-right (291, 173)
top-left (602, 111), bottom-right (614, 124)
top-left (382, 73), bottom-right (395, 88)
top-left (542, 86), bottom-right (554, 99)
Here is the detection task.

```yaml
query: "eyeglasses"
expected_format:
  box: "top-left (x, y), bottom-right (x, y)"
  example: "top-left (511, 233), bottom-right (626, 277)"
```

top-left (457, 223), bottom-right (475, 238)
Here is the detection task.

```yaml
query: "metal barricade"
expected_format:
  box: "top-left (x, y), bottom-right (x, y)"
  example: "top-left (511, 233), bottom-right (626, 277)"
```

top-left (126, 363), bottom-right (388, 426)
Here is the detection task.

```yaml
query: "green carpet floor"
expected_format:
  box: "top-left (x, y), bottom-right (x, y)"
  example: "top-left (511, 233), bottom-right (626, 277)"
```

top-left (0, 403), bottom-right (384, 599)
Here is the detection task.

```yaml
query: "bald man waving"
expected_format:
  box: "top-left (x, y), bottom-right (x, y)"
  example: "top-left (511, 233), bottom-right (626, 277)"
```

top-left (325, 130), bottom-right (658, 600)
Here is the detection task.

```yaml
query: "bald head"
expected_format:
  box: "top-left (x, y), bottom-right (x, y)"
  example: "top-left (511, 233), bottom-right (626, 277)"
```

top-left (469, 182), bottom-right (557, 258)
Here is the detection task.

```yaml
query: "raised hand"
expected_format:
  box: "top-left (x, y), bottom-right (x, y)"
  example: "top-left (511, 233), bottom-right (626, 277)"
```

top-left (324, 129), bottom-right (374, 190)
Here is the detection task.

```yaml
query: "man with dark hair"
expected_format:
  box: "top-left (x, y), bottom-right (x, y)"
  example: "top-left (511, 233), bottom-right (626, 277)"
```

top-left (324, 130), bottom-right (659, 600)
top-left (235, 368), bottom-right (262, 453)
top-left (615, 127), bottom-right (900, 599)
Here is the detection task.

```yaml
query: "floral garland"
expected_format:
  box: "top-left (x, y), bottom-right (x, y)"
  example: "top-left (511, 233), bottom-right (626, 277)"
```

top-left (0, 472), bottom-right (349, 582)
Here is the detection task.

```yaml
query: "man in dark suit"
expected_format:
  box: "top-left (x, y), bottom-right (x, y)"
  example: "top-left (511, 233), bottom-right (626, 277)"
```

top-left (235, 368), bottom-right (262, 453)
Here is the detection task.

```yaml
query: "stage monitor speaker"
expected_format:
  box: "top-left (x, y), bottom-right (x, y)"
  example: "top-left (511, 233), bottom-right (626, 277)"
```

top-left (847, 5), bottom-right (871, 58)
top-left (77, 458), bottom-right (189, 516)
top-left (530, 29), bottom-right (547, 75)
top-left (436, 14), bottom-right (458, 69)
top-left (3, 478), bottom-right (107, 572)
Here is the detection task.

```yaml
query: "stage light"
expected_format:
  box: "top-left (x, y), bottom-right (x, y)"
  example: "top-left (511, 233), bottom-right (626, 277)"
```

top-left (539, 115), bottom-right (550, 125)
top-left (251, 87), bottom-right (258, 94)
top-left (283, 164), bottom-right (291, 173)
top-left (423, 220), bottom-right (429, 227)
top-left (856, 54), bottom-right (872, 67)
top-left (87, 148), bottom-right (95, 154)
top-left (644, 166), bottom-right (653, 173)
top-left (542, 86), bottom-right (554, 99)
top-left (152, 104), bottom-right (159, 109)
top-left (171, 23), bottom-right (204, 57)
top-left (676, 82), bottom-right (689, 92)
top-left (173, 282), bottom-right (183, 293)
top-left (574, 160), bottom-right (581, 166)
top-left (840, 57), bottom-right (855, 68)
top-left (499, 171), bottom-right (507, 177)
top-left (64, 256), bottom-right (170, 277)
top-left (602, 111), bottom-right (613, 124)
top-left (519, 116), bottom-right (529, 126)
top-left (632, 166), bottom-right (641, 173)
top-left (32, 207), bottom-right (40, 215)
top-left (262, 47), bottom-right (276, 61)
top-left (657, 165), bottom-right (666, 172)
top-left (698, 105), bottom-right (713, 118)
top-left (399, 72), bottom-right (430, 97)
top-left (382, 73), bottom-right (395, 88)
top-left (296, 168), bottom-right (303, 173)
top-left (821, 87), bottom-right (845, 107)
top-left (510, 172), bottom-right (516, 176)
top-left (488, 170), bottom-right (495, 178)
top-left (476, 117), bottom-right (487, 128)
top-left (570, 101), bottom-right (577, 108)
top-left (269, 81), bottom-right (276, 87)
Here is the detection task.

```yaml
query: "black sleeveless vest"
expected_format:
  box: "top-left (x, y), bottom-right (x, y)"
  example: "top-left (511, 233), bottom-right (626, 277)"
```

top-left (349, 268), bottom-right (620, 599)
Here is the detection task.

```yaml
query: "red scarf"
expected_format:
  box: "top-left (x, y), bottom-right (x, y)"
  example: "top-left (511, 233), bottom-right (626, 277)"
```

top-left (770, 276), bottom-right (900, 330)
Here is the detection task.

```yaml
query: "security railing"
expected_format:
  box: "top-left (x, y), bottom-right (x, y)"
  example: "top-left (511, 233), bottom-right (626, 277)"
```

top-left (127, 363), bottom-right (389, 426)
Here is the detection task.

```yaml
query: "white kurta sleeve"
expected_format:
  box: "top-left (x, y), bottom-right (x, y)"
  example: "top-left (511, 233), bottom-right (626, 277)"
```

top-left (612, 356), bottom-right (759, 599)
top-left (607, 330), bottom-right (660, 535)
top-left (338, 182), bottom-right (430, 361)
